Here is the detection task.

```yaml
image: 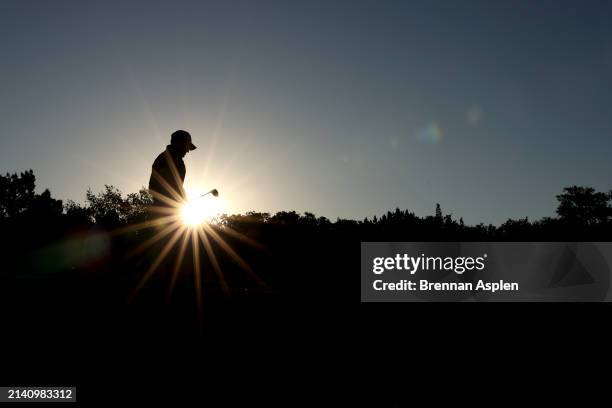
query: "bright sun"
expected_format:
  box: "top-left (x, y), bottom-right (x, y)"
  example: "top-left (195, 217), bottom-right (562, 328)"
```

top-left (180, 190), bottom-right (224, 227)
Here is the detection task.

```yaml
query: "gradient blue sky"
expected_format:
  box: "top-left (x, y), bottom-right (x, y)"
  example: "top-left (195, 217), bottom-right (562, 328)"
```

top-left (2, 0), bottom-right (612, 224)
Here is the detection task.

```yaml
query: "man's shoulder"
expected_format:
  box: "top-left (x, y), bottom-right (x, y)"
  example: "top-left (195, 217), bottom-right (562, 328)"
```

top-left (152, 147), bottom-right (184, 170)
top-left (152, 150), bottom-right (170, 168)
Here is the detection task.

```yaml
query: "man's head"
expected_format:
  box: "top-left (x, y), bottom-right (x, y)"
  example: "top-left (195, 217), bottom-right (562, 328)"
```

top-left (170, 130), bottom-right (197, 157)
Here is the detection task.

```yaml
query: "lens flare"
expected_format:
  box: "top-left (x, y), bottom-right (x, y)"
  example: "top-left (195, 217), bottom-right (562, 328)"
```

top-left (466, 105), bottom-right (484, 126)
top-left (416, 122), bottom-right (443, 144)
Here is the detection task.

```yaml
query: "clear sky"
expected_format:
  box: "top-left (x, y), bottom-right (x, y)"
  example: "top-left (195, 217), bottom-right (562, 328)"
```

top-left (1, 0), bottom-right (612, 225)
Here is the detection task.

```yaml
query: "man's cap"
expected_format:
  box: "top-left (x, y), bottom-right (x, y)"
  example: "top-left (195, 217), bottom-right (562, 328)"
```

top-left (171, 130), bottom-right (197, 150)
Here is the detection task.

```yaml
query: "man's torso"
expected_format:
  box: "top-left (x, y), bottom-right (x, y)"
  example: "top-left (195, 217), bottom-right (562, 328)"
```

top-left (148, 146), bottom-right (186, 205)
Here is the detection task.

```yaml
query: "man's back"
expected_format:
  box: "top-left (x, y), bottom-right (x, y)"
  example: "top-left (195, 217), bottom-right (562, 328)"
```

top-left (148, 145), bottom-right (187, 206)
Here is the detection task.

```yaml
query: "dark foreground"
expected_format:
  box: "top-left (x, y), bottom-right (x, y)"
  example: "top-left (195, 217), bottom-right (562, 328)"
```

top-left (1, 217), bottom-right (609, 405)
top-left (1, 171), bottom-right (611, 404)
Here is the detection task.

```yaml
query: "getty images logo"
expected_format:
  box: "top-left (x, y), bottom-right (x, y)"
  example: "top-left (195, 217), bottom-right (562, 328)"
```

top-left (372, 253), bottom-right (488, 275)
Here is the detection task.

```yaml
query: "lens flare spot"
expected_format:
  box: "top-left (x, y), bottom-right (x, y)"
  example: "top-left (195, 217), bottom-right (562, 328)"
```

top-left (416, 122), bottom-right (443, 144)
top-left (466, 105), bottom-right (484, 126)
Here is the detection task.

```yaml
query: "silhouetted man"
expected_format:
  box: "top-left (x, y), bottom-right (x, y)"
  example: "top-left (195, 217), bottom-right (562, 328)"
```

top-left (148, 130), bottom-right (197, 218)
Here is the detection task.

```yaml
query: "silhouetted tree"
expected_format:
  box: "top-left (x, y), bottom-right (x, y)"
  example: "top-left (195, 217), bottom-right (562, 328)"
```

top-left (64, 199), bottom-right (93, 224)
top-left (85, 185), bottom-right (152, 226)
top-left (300, 212), bottom-right (318, 226)
top-left (335, 218), bottom-right (358, 226)
top-left (556, 186), bottom-right (611, 225)
top-left (0, 170), bottom-right (62, 220)
top-left (0, 170), bottom-right (36, 218)
top-left (434, 203), bottom-right (443, 226)
top-left (125, 188), bottom-right (154, 223)
top-left (317, 216), bottom-right (331, 226)
top-left (270, 211), bottom-right (300, 225)
top-left (30, 189), bottom-right (63, 218)
top-left (498, 217), bottom-right (532, 239)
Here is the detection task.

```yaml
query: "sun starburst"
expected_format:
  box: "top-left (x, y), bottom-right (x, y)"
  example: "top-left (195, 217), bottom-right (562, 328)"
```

top-left (114, 162), bottom-right (267, 323)
top-left (179, 189), bottom-right (225, 227)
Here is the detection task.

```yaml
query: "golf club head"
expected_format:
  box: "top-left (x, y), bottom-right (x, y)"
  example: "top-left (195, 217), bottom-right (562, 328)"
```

top-left (201, 189), bottom-right (219, 198)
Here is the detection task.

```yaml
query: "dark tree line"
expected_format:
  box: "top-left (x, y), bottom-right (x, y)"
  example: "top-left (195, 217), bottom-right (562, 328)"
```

top-left (1, 170), bottom-right (612, 241)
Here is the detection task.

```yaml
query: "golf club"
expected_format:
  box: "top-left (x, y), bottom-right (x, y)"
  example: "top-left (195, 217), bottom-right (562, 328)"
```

top-left (200, 189), bottom-right (219, 198)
